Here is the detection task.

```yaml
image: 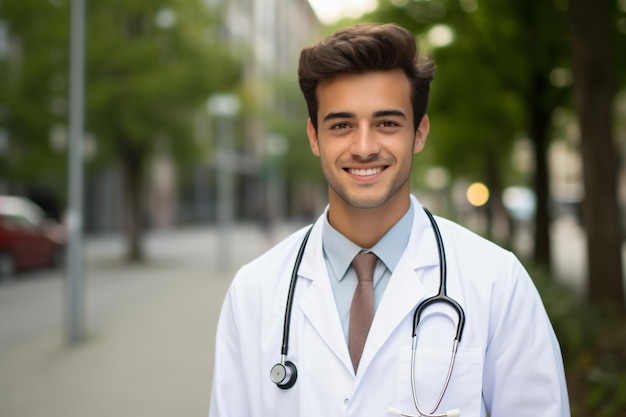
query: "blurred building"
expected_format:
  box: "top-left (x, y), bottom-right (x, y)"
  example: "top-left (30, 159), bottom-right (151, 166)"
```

top-left (180, 0), bottom-right (321, 228)
top-left (86, 0), bottom-right (320, 233)
top-left (220, 0), bottom-right (319, 77)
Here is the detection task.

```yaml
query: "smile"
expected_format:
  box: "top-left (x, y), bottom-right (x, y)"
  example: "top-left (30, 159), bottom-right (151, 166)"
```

top-left (349, 167), bottom-right (384, 177)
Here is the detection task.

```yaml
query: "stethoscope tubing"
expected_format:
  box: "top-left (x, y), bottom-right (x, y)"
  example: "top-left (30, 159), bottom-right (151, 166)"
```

top-left (272, 207), bottom-right (466, 417)
top-left (410, 208), bottom-right (465, 417)
top-left (415, 209), bottom-right (466, 342)
top-left (280, 226), bottom-right (313, 357)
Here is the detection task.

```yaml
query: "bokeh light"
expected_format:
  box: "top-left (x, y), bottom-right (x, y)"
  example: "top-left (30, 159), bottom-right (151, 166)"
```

top-left (466, 182), bottom-right (489, 207)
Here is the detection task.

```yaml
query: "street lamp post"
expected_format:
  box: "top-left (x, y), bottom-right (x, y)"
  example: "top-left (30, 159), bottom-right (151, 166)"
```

top-left (207, 94), bottom-right (240, 271)
top-left (66, 0), bottom-right (86, 344)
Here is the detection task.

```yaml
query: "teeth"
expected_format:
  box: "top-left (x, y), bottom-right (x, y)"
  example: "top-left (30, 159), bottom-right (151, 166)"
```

top-left (350, 167), bottom-right (382, 176)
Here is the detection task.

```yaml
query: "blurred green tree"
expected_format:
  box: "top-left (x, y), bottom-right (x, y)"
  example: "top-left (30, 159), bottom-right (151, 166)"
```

top-left (0, 0), bottom-right (68, 190)
top-left (86, 0), bottom-right (240, 261)
top-left (363, 0), bottom-right (625, 312)
top-left (364, 0), bottom-right (570, 266)
top-left (1, 0), bottom-right (241, 261)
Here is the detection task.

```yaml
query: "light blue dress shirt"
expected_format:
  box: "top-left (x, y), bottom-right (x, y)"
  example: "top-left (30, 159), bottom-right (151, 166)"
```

top-left (321, 202), bottom-right (414, 343)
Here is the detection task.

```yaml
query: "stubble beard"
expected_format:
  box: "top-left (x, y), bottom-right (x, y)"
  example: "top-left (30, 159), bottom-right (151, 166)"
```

top-left (326, 160), bottom-right (413, 210)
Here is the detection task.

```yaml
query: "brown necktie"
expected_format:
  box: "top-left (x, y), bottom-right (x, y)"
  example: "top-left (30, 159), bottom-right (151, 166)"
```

top-left (349, 252), bottom-right (377, 373)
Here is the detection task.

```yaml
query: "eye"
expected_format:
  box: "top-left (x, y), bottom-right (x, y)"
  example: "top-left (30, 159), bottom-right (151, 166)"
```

top-left (331, 122), bottom-right (351, 130)
top-left (379, 120), bottom-right (400, 128)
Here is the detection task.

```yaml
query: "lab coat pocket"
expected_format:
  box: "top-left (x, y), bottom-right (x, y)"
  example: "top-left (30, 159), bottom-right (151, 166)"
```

top-left (395, 346), bottom-right (484, 417)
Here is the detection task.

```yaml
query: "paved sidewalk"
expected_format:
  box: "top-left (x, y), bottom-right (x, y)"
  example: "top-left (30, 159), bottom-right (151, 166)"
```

top-left (0, 222), bottom-right (298, 417)
top-left (0, 266), bottom-right (231, 417)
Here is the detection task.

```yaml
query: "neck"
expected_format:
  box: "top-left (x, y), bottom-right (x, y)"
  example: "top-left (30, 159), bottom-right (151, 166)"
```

top-left (327, 191), bottom-right (411, 248)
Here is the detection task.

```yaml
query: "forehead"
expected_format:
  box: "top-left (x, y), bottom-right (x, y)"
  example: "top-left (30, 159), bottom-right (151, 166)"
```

top-left (315, 69), bottom-right (412, 118)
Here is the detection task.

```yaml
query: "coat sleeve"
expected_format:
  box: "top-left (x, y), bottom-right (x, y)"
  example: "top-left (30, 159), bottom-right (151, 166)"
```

top-left (209, 285), bottom-right (251, 417)
top-left (482, 257), bottom-right (570, 416)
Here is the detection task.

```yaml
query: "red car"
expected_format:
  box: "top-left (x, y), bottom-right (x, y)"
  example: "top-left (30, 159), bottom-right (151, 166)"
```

top-left (0, 196), bottom-right (66, 279)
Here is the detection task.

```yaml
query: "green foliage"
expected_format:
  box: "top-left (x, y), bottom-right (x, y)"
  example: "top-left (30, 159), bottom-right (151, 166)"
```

top-left (528, 264), bottom-right (626, 417)
top-left (362, 0), bottom-right (570, 188)
top-left (0, 0), bottom-right (69, 185)
top-left (529, 264), bottom-right (601, 361)
top-left (0, 0), bottom-right (241, 184)
top-left (85, 0), bottom-right (240, 169)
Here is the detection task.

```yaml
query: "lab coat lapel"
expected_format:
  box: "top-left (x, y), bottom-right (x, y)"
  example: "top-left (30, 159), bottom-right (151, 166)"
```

top-left (297, 220), bottom-right (353, 372)
top-left (358, 204), bottom-right (440, 374)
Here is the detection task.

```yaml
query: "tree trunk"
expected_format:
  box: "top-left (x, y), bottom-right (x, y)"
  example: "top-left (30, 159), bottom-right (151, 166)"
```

top-left (121, 150), bottom-right (146, 262)
top-left (521, 0), bottom-right (555, 273)
top-left (485, 145), bottom-right (512, 248)
top-left (530, 95), bottom-right (552, 272)
top-left (568, 0), bottom-right (625, 314)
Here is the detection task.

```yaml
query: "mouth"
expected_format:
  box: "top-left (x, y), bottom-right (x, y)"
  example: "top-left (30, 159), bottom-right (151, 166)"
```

top-left (347, 167), bottom-right (385, 177)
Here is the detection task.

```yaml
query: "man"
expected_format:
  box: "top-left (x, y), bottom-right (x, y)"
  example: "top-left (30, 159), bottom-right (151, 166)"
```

top-left (209, 23), bottom-right (569, 417)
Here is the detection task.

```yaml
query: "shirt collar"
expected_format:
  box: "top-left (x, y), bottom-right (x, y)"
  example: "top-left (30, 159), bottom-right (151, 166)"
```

top-left (322, 202), bottom-right (415, 282)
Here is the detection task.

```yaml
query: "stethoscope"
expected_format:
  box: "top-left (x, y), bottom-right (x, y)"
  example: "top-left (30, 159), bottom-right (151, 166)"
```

top-left (270, 208), bottom-right (466, 417)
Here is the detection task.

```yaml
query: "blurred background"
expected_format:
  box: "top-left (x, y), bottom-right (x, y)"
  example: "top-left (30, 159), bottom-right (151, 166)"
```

top-left (0, 0), bottom-right (625, 416)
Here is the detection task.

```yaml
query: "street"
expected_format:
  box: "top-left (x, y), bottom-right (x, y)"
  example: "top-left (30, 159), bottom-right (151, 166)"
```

top-left (0, 215), bottom-right (617, 417)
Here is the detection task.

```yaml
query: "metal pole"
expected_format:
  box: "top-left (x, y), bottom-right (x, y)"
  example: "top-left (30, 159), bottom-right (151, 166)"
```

top-left (216, 116), bottom-right (234, 270)
top-left (207, 94), bottom-right (239, 271)
top-left (66, 0), bottom-right (86, 344)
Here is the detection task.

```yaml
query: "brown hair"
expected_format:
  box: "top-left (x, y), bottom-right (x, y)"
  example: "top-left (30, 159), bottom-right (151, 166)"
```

top-left (298, 23), bottom-right (435, 133)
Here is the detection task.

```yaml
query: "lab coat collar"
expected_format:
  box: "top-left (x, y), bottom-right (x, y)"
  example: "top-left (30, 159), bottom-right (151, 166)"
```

top-left (297, 216), bottom-right (349, 370)
top-left (297, 195), bottom-right (441, 377)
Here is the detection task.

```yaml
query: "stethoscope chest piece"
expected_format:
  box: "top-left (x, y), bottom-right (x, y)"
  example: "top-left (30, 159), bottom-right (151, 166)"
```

top-left (271, 360), bottom-right (298, 389)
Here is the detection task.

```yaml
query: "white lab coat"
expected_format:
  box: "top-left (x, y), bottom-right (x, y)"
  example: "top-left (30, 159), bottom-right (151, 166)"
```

top-left (209, 196), bottom-right (570, 417)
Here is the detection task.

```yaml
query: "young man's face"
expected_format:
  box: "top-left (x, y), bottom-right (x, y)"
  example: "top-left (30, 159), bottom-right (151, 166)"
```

top-left (307, 69), bottom-right (429, 212)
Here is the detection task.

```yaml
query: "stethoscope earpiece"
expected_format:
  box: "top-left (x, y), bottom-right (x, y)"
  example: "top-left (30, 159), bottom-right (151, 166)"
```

top-left (270, 360), bottom-right (298, 389)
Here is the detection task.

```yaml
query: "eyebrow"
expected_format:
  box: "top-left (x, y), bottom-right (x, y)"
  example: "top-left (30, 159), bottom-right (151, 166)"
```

top-left (373, 109), bottom-right (407, 119)
top-left (322, 112), bottom-right (355, 122)
top-left (322, 109), bottom-right (407, 123)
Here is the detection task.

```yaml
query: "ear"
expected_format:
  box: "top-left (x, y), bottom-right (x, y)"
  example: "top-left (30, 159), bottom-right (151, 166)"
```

top-left (307, 118), bottom-right (320, 156)
top-left (413, 114), bottom-right (430, 154)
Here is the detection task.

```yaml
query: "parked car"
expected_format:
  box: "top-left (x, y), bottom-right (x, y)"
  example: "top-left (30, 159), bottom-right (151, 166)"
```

top-left (0, 196), bottom-right (66, 279)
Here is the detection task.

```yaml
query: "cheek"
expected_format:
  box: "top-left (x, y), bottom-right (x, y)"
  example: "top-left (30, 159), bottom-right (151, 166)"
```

top-left (317, 141), bottom-right (343, 162)
top-left (318, 147), bottom-right (337, 171)
top-left (385, 138), bottom-right (417, 161)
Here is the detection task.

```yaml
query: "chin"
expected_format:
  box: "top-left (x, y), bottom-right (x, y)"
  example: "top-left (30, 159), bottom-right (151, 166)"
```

top-left (342, 193), bottom-right (391, 210)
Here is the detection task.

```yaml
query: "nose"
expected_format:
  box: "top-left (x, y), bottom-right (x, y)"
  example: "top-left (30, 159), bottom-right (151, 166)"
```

top-left (350, 124), bottom-right (379, 160)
